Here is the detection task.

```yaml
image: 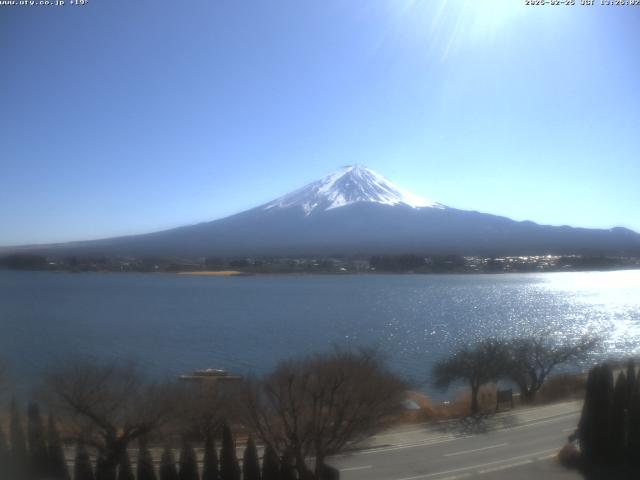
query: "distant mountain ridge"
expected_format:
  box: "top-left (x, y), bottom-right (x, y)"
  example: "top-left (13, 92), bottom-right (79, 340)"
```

top-left (4, 165), bottom-right (640, 257)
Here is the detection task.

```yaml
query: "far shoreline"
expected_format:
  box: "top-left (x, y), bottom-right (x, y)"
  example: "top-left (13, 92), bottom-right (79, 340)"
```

top-left (176, 270), bottom-right (251, 277)
top-left (2, 267), bottom-right (640, 277)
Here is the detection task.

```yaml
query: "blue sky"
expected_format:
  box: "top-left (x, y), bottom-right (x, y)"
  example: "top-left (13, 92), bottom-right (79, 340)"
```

top-left (1, 0), bottom-right (639, 246)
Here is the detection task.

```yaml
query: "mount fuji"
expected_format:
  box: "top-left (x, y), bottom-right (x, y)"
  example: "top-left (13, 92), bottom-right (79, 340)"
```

top-left (262, 165), bottom-right (444, 214)
top-left (7, 165), bottom-right (640, 257)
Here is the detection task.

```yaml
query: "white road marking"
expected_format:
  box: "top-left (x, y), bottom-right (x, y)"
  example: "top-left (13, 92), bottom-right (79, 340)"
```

top-left (537, 453), bottom-right (557, 461)
top-left (496, 413), bottom-right (579, 433)
top-left (339, 465), bottom-right (372, 472)
top-left (443, 442), bottom-right (508, 457)
top-left (437, 474), bottom-right (471, 480)
top-left (343, 412), bottom-right (577, 457)
top-left (392, 448), bottom-right (559, 480)
top-left (375, 401), bottom-right (581, 436)
top-left (348, 436), bottom-right (468, 456)
top-left (477, 458), bottom-right (533, 474)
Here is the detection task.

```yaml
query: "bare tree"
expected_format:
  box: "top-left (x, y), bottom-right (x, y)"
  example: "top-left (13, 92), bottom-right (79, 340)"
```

top-left (432, 339), bottom-right (508, 415)
top-left (177, 381), bottom-right (234, 443)
top-left (505, 335), bottom-right (598, 403)
top-left (243, 349), bottom-right (407, 479)
top-left (45, 359), bottom-right (179, 480)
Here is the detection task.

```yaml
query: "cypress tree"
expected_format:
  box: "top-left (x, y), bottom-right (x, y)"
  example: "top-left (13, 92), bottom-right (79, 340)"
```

top-left (27, 403), bottom-right (49, 477)
top-left (261, 444), bottom-right (280, 480)
top-left (628, 380), bottom-right (640, 465)
top-left (202, 434), bottom-right (219, 480)
top-left (0, 424), bottom-right (7, 455)
top-left (220, 424), bottom-right (240, 480)
top-left (74, 443), bottom-right (95, 480)
top-left (279, 453), bottom-right (296, 480)
top-left (242, 437), bottom-right (260, 480)
top-left (47, 415), bottom-right (70, 480)
top-left (178, 437), bottom-right (199, 480)
top-left (10, 398), bottom-right (28, 478)
top-left (159, 445), bottom-right (179, 480)
top-left (578, 365), bottom-right (599, 463)
top-left (610, 371), bottom-right (628, 463)
top-left (0, 425), bottom-right (10, 479)
top-left (137, 440), bottom-right (157, 480)
top-left (626, 359), bottom-right (636, 409)
top-left (594, 363), bottom-right (614, 464)
top-left (95, 452), bottom-right (111, 480)
top-left (117, 449), bottom-right (135, 480)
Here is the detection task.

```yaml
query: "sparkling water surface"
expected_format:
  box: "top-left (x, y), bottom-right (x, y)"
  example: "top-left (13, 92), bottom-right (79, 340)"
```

top-left (1, 270), bottom-right (639, 397)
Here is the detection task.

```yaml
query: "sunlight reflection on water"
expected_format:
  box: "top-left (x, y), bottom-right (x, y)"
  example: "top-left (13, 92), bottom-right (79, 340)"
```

top-left (365, 271), bottom-right (640, 385)
top-left (538, 271), bottom-right (640, 356)
top-left (1, 270), bottom-right (639, 398)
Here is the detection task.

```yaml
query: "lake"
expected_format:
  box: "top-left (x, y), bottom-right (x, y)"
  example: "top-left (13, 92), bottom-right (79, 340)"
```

top-left (1, 270), bottom-right (640, 398)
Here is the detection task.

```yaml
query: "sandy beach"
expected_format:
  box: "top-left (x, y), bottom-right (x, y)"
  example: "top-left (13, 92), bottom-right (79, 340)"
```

top-left (176, 270), bottom-right (249, 276)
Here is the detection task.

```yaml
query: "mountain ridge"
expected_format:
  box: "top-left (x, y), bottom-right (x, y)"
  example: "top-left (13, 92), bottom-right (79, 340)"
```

top-left (3, 166), bottom-right (640, 257)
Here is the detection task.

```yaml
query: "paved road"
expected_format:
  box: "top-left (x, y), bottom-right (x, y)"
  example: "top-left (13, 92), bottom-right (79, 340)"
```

top-left (328, 401), bottom-right (584, 480)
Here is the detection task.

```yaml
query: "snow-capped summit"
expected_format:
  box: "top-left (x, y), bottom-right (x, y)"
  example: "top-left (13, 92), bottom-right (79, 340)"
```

top-left (263, 165), bottom-right (444, 215)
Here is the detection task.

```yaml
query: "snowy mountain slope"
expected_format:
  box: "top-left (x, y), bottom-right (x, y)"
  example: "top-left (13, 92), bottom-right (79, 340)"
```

top-left (5, 166), bottom-right (640, 257)
top-left (262, 165), bottom-right (444, 214)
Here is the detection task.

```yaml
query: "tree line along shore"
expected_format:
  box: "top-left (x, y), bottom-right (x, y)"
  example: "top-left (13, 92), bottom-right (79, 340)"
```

top-left (2, 252), bottom-right (640, 275)
top-left (0, 334), bottom-right (602, 480)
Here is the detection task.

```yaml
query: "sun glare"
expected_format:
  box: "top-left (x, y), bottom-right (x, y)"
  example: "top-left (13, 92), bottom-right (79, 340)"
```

top-left (398, 0), bottom-right (526, 60)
